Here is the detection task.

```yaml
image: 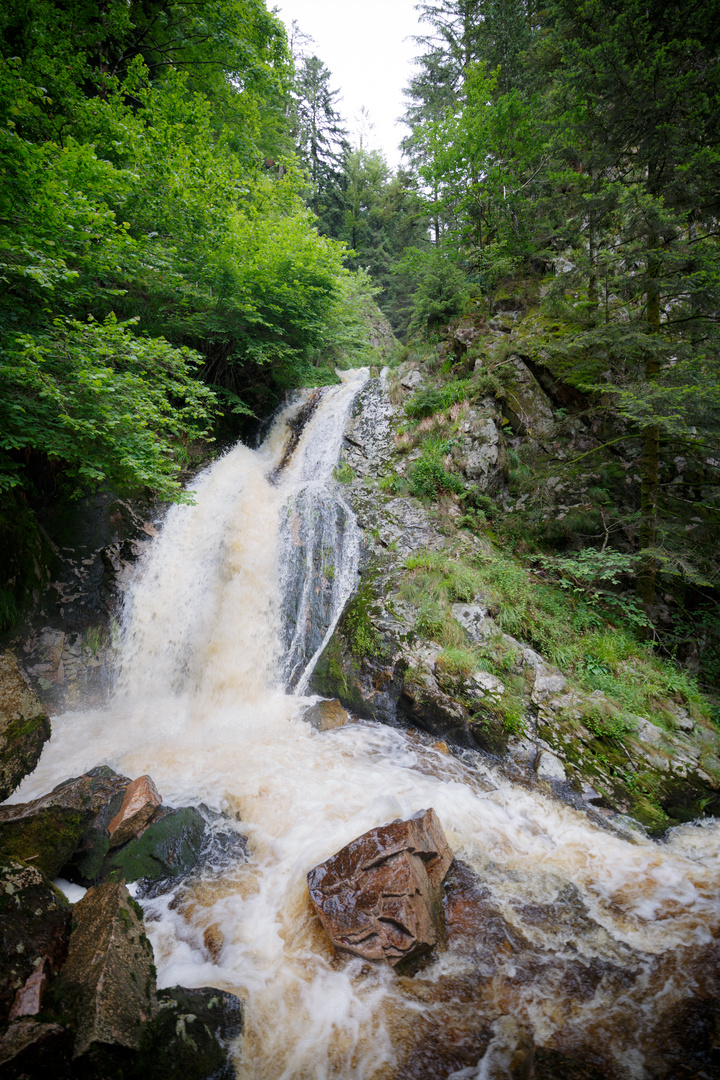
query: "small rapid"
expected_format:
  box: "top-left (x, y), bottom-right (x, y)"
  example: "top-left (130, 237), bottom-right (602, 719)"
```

top-left (10, 369), bottom-right (720, 1079)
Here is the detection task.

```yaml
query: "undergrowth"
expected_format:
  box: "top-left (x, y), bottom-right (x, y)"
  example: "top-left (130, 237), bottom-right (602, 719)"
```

top-left (401, 546), bottom-right (710, 731)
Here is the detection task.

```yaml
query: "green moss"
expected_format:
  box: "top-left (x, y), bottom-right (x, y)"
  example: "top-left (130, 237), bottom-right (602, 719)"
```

top-left (343, 577), bottom-right (384, 661)
top-left (0, 806), bottom-right (86, 880)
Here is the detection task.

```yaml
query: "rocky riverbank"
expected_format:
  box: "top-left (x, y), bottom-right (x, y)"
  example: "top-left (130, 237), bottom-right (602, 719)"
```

top-left (0, 667), bottom-right (245, 1078)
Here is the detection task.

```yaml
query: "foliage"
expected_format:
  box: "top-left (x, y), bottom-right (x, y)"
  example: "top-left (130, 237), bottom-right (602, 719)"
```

top-left (405, 379), bottom-right (475, 419)
top-left (533, 549), bottom-right (650, 630)
top-left (408, 441), bottom-right (464, 499)
top-left (0, 315), bottom-right (216, 500)
top-left (402, 545), bottom-right (712, 727)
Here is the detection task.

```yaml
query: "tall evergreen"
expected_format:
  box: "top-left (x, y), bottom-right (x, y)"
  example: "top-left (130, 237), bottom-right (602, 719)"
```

top-left (291, 55), bottom-right (349, 234)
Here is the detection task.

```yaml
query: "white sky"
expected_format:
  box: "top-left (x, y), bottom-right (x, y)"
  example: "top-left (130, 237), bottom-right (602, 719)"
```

top-left (272, 1), bottom-right (424, 168)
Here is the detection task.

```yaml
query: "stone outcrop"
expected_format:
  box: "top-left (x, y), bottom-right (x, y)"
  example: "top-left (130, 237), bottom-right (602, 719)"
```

top-left (0, 652), bottom-right (51, 802)
top-left (52, 881), bottom-right (157, 1058)
top-left (307, 808), bottom-right (453, 970)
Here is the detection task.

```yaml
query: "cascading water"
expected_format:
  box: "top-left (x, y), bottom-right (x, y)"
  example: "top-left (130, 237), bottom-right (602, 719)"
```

top-left (10, 369), bottom-right (720, 1079)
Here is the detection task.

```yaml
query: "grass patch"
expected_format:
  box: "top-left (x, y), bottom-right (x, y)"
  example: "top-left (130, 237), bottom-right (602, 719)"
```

top-left (333, 462), bottom-right (354, 484)
top-left (401, 544), bottom-right (712, 733)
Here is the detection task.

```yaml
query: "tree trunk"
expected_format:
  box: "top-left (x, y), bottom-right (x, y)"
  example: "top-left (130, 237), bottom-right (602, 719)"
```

top-left (637, 246), bottom-right (661, 618)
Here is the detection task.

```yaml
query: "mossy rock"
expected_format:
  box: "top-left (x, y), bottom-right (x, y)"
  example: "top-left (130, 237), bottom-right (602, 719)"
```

top-left (312, 597), bottom-right (406, 725)
top-left (0, 805), bottom-right (87, 880)
top-left (0, 766), bottom-right (130, 881)
top-left (0, 859), bottom-right (71, 1019)
top-left (101, 807), bottom-right (206, 885)
top-left (135, 986), bottom-right (243, 1080)
top-left (0, 653), bottom-right (51, 802)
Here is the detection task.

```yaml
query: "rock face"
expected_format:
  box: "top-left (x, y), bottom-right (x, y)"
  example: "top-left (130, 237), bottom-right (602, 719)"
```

top-left (0, 652), bottom-right (51, 802)
top-left (307, 808), bottom-right (453, 970)
top-left (52, 881), bottom-right (157, 1058)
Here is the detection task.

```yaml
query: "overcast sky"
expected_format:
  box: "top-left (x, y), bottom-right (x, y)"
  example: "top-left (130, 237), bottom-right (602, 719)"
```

top-left (273, 1), bottom-right (424, 168)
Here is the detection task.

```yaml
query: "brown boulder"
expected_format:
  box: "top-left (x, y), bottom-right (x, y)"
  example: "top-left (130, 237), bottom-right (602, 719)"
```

top-left (108, 774), bottom-right (162, 848)
top-left (52, 881), bottom-right (157, 1058)
top-left (304, 699), bottom-right (351, 731)
top-left (0, 653), bottom-right (51, 803)
top-left (307, 808), bottom-right (453, 969)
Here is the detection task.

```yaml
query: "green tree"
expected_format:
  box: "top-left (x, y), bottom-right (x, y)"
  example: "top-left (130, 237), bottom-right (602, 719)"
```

top-left (544, 0), bottom-right (720, 612)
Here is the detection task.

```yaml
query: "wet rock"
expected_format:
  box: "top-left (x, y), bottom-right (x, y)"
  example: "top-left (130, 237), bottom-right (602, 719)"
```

top-left (137, 986), bottom-right (243, 1080)
top-left (0, 860), bottom-right (71, 1020)
top-left (102, 806), bottom-right (207, 885)
top-left (0, 1018), bottom-right (72, 1079)
top-left (0, 766), bottom-right (130, 880)
top-left (304, 698), bottom-right (351, 731)
top-left (51, 881), bottom-right (157, 1058)
top-left (536, 750), bottom-right (567, 782)
top-left (308, 808), bottom-right (453, 970)
top-left (0, 652), bottom-right (51, 802)
top-left (108, 774), bottom-right (162, 848)
top-left (400, 668), bottom-right (507, 755)
top-left (340, 375), bottom-right (398, 481)
top-left (312, 619), bottom-right (407, 725)
top-left (474, 1015), bottom-right (534, 1079)
top-left (8, 958), bottom-right (50, 1019)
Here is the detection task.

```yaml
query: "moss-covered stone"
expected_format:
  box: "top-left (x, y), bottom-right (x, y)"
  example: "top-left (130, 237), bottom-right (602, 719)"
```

top-left (0, 805), bottom-right (86, 880)
top-left (0, 767), bottom-right (130, 881)
top-left (0, 859), bottom-right (71, 1019)
top-left (0, 653), bottom-right (51, 803)
top-left (101, 806), bottom-right (206, 885)
top-left (135, 986), bottom-right (243, 1080)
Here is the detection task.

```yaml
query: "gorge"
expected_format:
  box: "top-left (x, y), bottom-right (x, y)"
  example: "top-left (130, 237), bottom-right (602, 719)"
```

top-left (3, 367), bottom-right (719, 1079)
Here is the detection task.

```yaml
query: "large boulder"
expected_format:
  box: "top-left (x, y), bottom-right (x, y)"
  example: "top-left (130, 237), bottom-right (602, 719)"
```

top-left (137, 986), bottom-right (243, 1080)
top-left (101, 806), bottom-right (207, 886)
top-left (0, 652), bottom-right (51, 802)
top-left (51, 881), bottom-right (157, 1059)
top-left (0, 766), bottom-right (130, 880)
top-left (307, 808), bottom-right (453, 971)
top-left (0, 860), bottom-right (71, 1021)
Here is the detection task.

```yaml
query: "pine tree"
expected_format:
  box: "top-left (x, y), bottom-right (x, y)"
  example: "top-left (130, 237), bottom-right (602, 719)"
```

top-left (291, 54), bottom-right (349, 233)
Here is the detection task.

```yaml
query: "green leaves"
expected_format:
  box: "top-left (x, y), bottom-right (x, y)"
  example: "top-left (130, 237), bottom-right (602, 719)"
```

top-left (0, 315), bottom-right (216, 500)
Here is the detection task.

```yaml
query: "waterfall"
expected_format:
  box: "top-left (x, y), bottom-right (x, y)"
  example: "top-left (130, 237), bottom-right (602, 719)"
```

top-left (10, 371), bottom-right (720, 1080)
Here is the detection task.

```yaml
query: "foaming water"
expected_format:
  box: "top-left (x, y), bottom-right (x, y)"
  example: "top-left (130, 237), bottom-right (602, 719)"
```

top-left (10, 370), bottom-right (720, 1079)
